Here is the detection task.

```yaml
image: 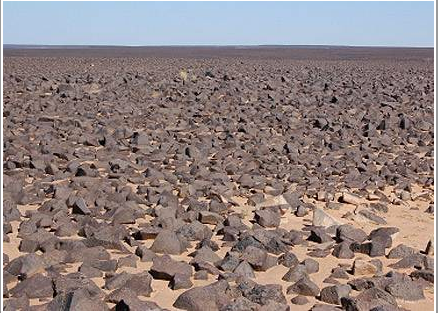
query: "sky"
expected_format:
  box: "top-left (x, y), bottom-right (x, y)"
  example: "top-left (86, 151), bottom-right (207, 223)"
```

top-left (3, 1), bottom-right (435, 47)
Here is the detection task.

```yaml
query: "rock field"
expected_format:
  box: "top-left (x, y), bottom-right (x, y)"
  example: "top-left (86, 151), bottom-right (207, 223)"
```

top-left (3, 47), bottom-right (434, 311)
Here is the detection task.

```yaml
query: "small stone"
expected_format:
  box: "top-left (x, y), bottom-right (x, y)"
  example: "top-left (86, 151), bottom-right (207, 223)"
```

top-left (150, 230), bottom-right (186, 255)
top-left (301, 258), bottom-right (319, 274)
top-left (313, 209), bottom-right (341, 227)
top-left (308, 228), bottom-right (333, 243)
top-left (341, 192), bottom-right (362, 205)
top-left (290, 295), bottom-right (309, 305)
top-left (169, 273), bottom-right (193, 290)
top-left (282, 264), bottom-right (308, 282)
top-left (233, 261), bottom-right (255, 278)
top-left (387, 244), bottom-right (417, 259)
top-left (425, 239), bottom-right (434, 256)
top-left (255, 209), bottom-right (280, 227)
top-left (72, 198), bottom-right (91, 215)
top-left (194, 270), bottom-right (209, 280)
top-left (332, 241), bottom-right (354, 259)
top-left (287, 276), bottom-right (320, 296)
top-left (320, 284), bottom-right (351, 305)
top-left (352, 258), bottom-right (378, 276)
top-left (336, 224), bottom-right (367, 243)
top-left (278, 252), bottom-right (299, 268)
top-left (150, 255), bottom-right (192, 280)
top-left (199, 211), bottom-right (224, 225)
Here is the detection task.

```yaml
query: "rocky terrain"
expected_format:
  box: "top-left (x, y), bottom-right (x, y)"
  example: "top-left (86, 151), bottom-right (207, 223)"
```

top-left (3, 47), bottom-right (434, 311)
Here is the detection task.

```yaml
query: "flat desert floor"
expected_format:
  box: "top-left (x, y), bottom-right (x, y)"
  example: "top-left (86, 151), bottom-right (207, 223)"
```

top-left (3, 46), bottom-right (434, 311)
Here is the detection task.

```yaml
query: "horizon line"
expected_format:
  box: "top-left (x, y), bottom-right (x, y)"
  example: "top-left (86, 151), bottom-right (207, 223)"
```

top-left (3, 43), bottom-right (434, 49)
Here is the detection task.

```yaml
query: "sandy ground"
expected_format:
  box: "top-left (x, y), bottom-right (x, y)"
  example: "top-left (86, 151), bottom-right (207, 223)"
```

top-left (3, 183), bottom-right (434, 311)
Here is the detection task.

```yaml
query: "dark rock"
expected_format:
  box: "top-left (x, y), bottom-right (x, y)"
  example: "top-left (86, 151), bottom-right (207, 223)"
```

top-left (278, 252), bottom-right (299, 267)
top-left (47, 289), bottom-right (109, 311)
top-left (301, 258), bottom-right (319, 274)
top-left (282, 264), bottom-right (308, 282)
top-left (336, 224), bottom-right (367, 243)
top-left (233, 261), bottom-right (255, 278)
top-left (10, 273), bottom-right (53, 299)
top-left (387, 244), bottom-right (417, 259)
top-left (340, 287), bottom-right (398, 311)
top-left (150, 255), bottom-right (192, 280)
top-left (287, 276), bottom-right (320, 296)
top-left (169, 273), bottom-right (193, 290)
top-left (150, 230), bottom-right (186, 255)
top-left (308, 228), bottom-right (333, 243)
top-left (173, 280), bottom-right (231, 310)
top-left (255, 209), bottom-right (281, 227)
top-left (332, 241), bottom-right (354, 259)
top-left (290, 295), bottom-right (309, 305)
top-left (319, 284), bottom-right (351, 305)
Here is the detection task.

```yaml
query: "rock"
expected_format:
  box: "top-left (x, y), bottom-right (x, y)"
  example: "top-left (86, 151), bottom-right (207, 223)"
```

top-left (330, 267), bottom-right (349, 279)
top-left (336, 224), bottom-right (367, 243)
top-left (278, 252), bottom-right (299, 267)
top-left (357, 209), bottom-right (387, 225)
top-left (241, 283), bottom-right (287, 305)
top-left (193, 270), bottom-right (209, 280)
top-left (173, 280), bottom-right (231, 310)
top-left (341, 192), bottom-right (362, 205)
top-left (410, 269), bottom-right (434, 284)
top-left (290, 295), bottom-right (309, 305)
top-left (301, 258), bottom-right (319, 274)
top-left (233, 261), bottom-right (255, 278)
top-left (10, 273), bottom-right (53, 298)
top-left (352, 258), bottom-right (378, 276)
top-left (308, 228), bottom-right (333, 243)
top-left (341, 287), bottom-right (398, 311)
top-left (3, 295), bottom-right (30, 311)
top-left (53, 273), bottom-right (105, 298)
top-left (220, 297), bottom-right (260, 311)
top-left (287, 276), bottom-right (320, 296)
top-left (189, 246), bottom-right (221, 264)
top-left (241, 246), bottom-right (268, 269)
top-left (332, 241), bottom-right (354, 259)
top-left (347, 278), bottom-right (375, 291)
top-left (368, 227), bottom-right (399, 240)
top-left (319, 284), bottom-right (351, 304)
top-left (108, 289), bottom-right (162, 311)
top-left (387, 244), bottom-right (417, 259)
top-left (369, 202), bottom-right (389, 213)
top-left (217, 252), bottom-right (241, 272)
top-left (47, 289), bottom-right (109, 311)
top-left (425, 239), bottom-right (434, 256)
top-left (312, 209), bottom-right (341, 227)
top-left (389, 253), bottom-right (426, 269)
top-left (310, 303), bottom-right (342, 311)
top-left (72, 198), bottom-right (91, 215)
top-left (255, 209), bottom-right (280, 227)
top-left (282, 264), bottom-right (308, 282)
top-left (135, 245), bottom-right (157, 261)
top-left (4, 253), bottom-right (45, 278)
top-left (259, 301), bottom-right (290, 311)
top-left (350, 238), bottom-right (387, 257)
top-left (199, 211), bottom-right (224, 225)
top-left (169, 273), bottom-right (193, 290)
top-left (119, 273), bottom-right (153, 297)
top-left (150, 230), bottom-right (186, 255)
top-left (150, 255), bottom-right (192, 280)
top-left (177, 221), bottom-right (212, 241)
top-left (118, 255), bottom-right (137, 268)
top-left (385, 280), bottom-right (425, 301)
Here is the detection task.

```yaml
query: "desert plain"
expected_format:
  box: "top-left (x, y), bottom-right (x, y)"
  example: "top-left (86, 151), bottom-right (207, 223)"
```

top-left (2, 46), bottom-right (435, 311)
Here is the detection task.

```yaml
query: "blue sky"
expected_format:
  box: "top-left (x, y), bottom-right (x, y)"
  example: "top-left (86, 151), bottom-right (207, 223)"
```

top-left (3, 1), bottom-right (434, 47)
